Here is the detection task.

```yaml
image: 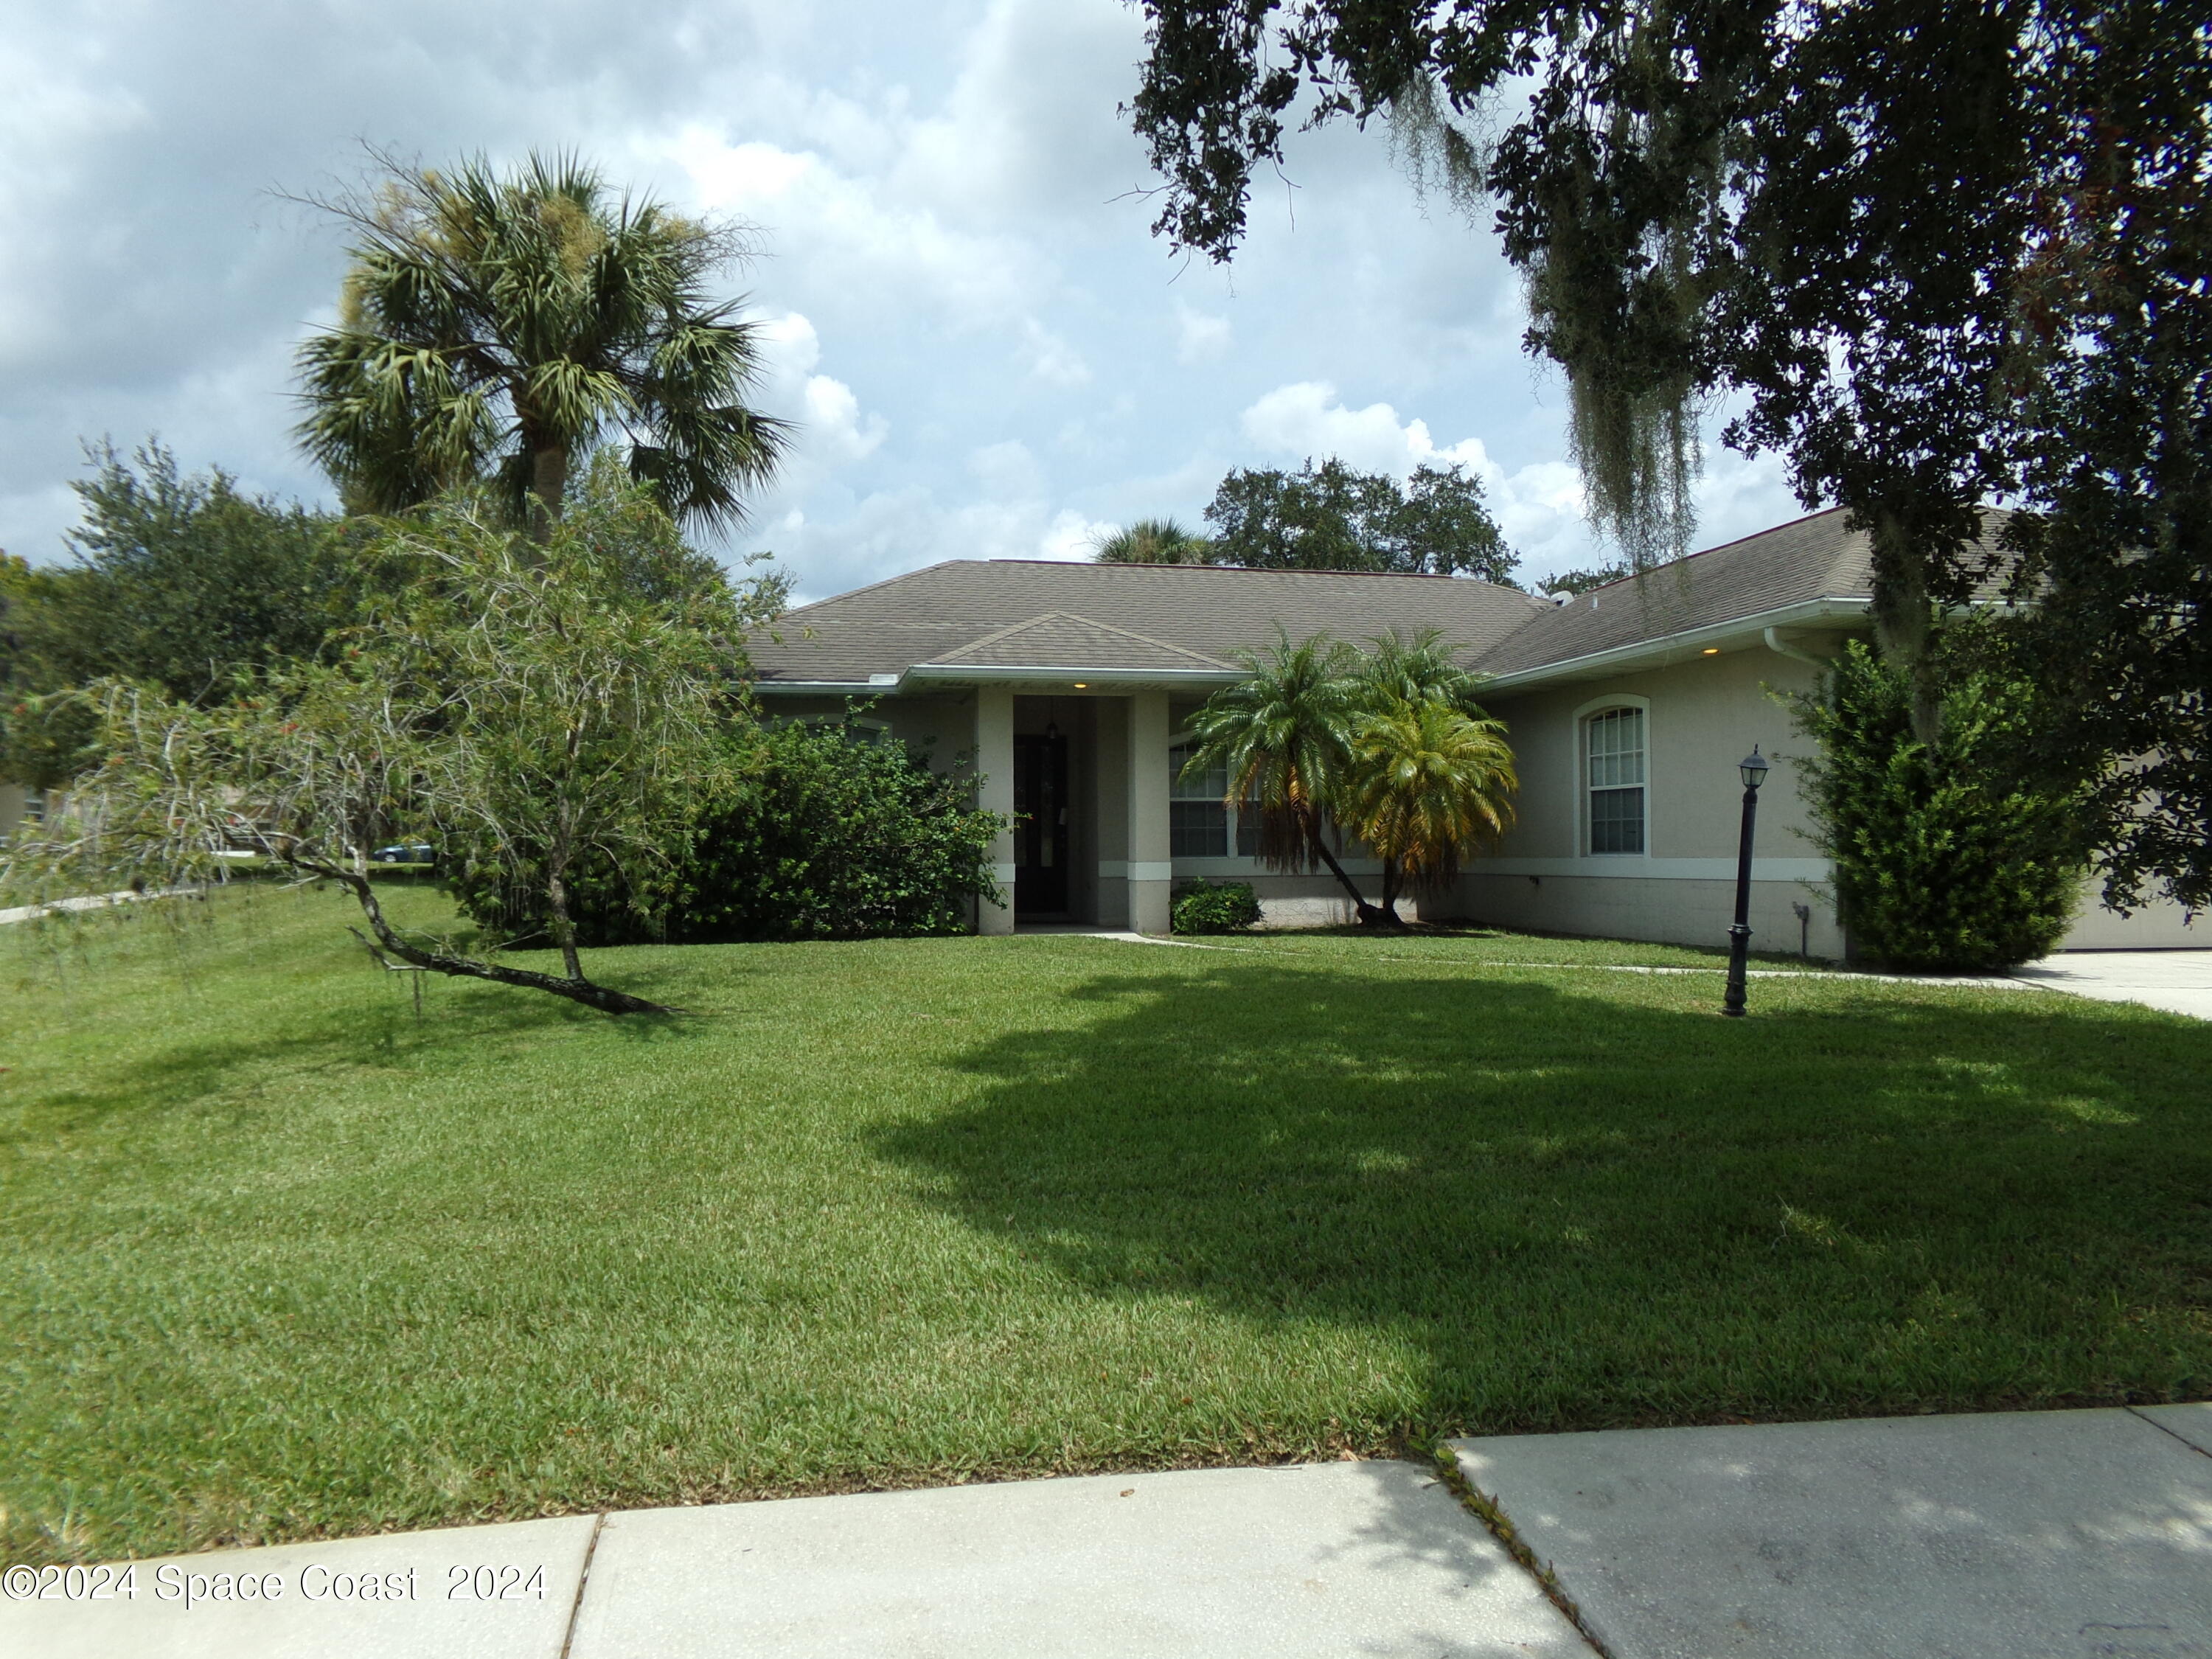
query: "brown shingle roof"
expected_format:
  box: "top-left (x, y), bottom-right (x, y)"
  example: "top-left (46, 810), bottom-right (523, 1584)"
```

top-left (747, 509), bottom-right (2006, 687)
top-left (748, 560), bottom-right (1551, 683)
top-left (1470, 509), bottom-right (1877, 675)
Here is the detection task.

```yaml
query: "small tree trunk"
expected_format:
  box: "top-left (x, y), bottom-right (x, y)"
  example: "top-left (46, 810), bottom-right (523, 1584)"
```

top-left (546, 866), bottom-right (585, 983)
top-left (1301, 804), bottom-right (1385, 926)
top-left (1378, 856), bottom-right (1403, 925)
top-left (1868, 510), bottom-right (1943, 748)
top-left (319, 860), bottom-right (672, 1015)
top-left (527, 445), bottom-right (569, 544)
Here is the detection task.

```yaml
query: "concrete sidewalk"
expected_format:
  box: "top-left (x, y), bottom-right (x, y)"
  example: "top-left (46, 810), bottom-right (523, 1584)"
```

top-left (8, 1406), bottom-right (2209, 1658)
top-left (0, 1461), bottom-right (1593, 1659)
top-left (2015, 948), bottom-right (2212, 1021)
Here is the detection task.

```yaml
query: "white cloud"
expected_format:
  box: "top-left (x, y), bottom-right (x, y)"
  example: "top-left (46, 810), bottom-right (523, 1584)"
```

top-left (1174, 302), bottom-right (1231, 364)
top-left (1020, 318), bottom-right (1091, 387)
top-left (800, 375), bottom-right (888, 464)
top-left (1038, 508), bottom-right (1115, 562)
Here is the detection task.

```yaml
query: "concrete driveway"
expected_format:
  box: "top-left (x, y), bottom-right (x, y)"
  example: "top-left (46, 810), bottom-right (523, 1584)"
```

top-left (2014, 949), bottom-right (2212, 1020)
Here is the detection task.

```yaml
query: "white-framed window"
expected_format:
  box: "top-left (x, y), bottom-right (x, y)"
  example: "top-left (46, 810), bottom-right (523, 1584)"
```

top-left (1168, 742), bottom-right (1229, 857)
top-left (1585, 706), bottom-right (1646, 855)
top-left (22, 790), bottom-right (48, 827)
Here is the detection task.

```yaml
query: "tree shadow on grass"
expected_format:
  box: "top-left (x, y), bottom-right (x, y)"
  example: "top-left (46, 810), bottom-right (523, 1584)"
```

top-left (877, 961), bottom-right (2212, 1436)
top-left (0, 942), bottom-right (707, 1145)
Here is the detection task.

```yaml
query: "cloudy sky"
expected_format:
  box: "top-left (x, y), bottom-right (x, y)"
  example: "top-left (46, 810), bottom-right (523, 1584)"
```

top-left (1, 0), bottom-right (1802, 601)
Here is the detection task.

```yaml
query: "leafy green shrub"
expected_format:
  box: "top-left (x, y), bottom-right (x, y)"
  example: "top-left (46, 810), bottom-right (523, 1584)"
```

top-left (1172, 878), bottom-right (1263, 934)
top-left (448, 720), bottom-right (1004, 945)
top-left (1792, 638), bottom-right (2087, 972)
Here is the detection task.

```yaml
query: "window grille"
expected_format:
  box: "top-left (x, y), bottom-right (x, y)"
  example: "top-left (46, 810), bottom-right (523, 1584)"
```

top-left (1587, 708), bottom-right (1646, 855)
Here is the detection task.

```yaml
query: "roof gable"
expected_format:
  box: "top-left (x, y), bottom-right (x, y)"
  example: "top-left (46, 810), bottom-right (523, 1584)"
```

top-left (925, 612), bottom-right (1237, 672)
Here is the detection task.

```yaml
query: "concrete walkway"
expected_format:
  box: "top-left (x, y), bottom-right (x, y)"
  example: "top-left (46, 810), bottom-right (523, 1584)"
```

top-left (10, 1406), bottom-right (2210, 1658)
top-left (2014, 948), bottom-right (2212, 1021)
top-left (0, 889), bottom-right (147, 926)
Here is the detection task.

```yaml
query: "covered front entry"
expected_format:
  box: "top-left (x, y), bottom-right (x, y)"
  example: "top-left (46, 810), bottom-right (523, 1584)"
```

top-left (972, 686), bottom-right (1176, 936)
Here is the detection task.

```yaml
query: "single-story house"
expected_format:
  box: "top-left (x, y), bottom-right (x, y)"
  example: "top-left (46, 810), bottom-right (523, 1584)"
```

top-left (708, 509), bottom-right (2163, 953)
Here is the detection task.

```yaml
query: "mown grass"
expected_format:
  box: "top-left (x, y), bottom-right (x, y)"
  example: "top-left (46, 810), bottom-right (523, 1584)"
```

top-left (1, 880), bottom-right (2206, 1562)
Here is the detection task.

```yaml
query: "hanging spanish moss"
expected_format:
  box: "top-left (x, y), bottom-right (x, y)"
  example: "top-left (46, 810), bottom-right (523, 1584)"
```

top-left (1389, 13), bottom-right (1725, 571)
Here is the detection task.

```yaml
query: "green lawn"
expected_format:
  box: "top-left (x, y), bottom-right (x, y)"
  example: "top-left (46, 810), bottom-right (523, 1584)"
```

top-left (3, 880), bottom-right (2207, 1562)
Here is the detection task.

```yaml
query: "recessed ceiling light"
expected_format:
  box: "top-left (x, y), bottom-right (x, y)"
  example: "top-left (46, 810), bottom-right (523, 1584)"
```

top-left (1072, 682), bottom-right (1088, 688)
top-left (1701, 647), bottom-right (1721, 655)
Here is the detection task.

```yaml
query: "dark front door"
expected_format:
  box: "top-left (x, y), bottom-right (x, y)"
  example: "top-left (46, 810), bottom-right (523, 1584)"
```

top-left (1012, 733), bottom-right (1070, 917)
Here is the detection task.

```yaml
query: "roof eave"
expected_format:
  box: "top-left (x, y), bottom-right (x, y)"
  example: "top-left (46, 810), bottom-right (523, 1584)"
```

top-left (751, 664), bottom-right (1248, 695)
top-left (1478, 597), bottom-right (1875, 689)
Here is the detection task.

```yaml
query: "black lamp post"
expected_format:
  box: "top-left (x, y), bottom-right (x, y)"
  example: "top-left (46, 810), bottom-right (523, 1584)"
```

top-left (1722, 745), bottom-right (1771, 1018)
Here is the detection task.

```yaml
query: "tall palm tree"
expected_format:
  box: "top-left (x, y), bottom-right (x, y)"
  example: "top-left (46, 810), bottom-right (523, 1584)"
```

top-left (1091, 518), bottom-right (1215, 564)
top-left (1180, 628), bottom-right (1383, 924)
top-left (1340, 696), bottom-right (1518, 925)
top-left (295, 152), bottom-right (789, 540)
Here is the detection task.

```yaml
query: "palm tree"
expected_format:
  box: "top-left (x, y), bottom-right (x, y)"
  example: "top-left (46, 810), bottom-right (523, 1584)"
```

top-left (1180, 628), bottom-right (1384, 924)
top-left (1360, 627), bottom-right (1492, 714)
top-left (1091, 518), bottom-right (1215, 564)
top-left (295, 152), bottom-right (789, 540)
top-left (1340, 696), bottom-right (1518, 925)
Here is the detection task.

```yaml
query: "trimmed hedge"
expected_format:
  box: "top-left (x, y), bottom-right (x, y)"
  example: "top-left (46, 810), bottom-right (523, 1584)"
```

top-left (1792, 638), bottom-right (2087, 972)
top-left (447, 720), bottom-right (1003, 946)
top-left (1172, 878), bottom-right (1263, 934)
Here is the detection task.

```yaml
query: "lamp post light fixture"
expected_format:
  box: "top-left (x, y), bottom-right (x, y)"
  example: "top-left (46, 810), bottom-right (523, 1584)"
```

top-left (1722, 745), bottom-right (1772, 1017)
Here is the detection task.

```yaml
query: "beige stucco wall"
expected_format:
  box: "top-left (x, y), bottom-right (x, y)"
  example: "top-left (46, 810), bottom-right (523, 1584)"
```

top-left (1455, 641), bottom-right (2199, 956)
top-left (1449, 643), bottom-right (1846, 956)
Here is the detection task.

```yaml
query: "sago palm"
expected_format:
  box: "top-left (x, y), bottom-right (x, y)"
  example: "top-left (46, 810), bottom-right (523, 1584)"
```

top-left (1341, 696), bottom-right (1517, 924)
top-left (295, 151), bottom-right (789, 538)
top-left (1180, 627), bottom-right (1383, 923)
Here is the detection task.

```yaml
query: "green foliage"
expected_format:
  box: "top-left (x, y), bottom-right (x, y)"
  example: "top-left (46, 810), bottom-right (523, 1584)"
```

top-left (1091, 518), bottom-right (1214, 564)
top-left (452, 718), bottom-right (1003, 945)
top-left (1542, 561), bottom-right (1631, 597)
top-left (0, 444), bottom-right (358, 787)
top-left (2000, 15), bottom-right (2212, 914)
top-left (1130, 2), bottom-right (2196, 703)
top-left (3, 474), bottom-right (768, 1012)
top-left (1181, 627), bottom-right (1363, 878)
top-left (295, 150), bottom-right (788, 535)
top-left (1203, 459), bottom-right (1517, 582)
top-left (1182, 626), bottom-right (1517, 924)
top-left (1171, 877), bottom-right (1262, 933)
top-left (1341, 695), bottom-right (1517, 916)
top-left (1792, 638), bottom-right (2088, 973)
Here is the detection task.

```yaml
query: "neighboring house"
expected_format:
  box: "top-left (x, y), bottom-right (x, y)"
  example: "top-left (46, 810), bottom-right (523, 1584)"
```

top-left (748, 508), bottom-right (2197, 954)
top-left (0, 780), bottom-right (53, 849)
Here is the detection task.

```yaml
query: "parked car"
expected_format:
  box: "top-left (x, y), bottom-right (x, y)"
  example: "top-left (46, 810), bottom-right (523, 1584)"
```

top-left (369, 842), bottom-right (437, 866)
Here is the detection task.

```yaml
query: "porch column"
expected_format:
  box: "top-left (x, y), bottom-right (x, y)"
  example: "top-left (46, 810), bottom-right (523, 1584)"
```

top-left (1093, 697), bottom-right (1130, 928)
top-left (975, 684), bottom-right (1016, 935)
top-left (1127, 689), bottom-right (1172, 935)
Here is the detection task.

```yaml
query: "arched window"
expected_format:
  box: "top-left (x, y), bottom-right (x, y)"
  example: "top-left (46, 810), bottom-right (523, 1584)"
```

top-left (1585, 706), bottom-right (1646, 855)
